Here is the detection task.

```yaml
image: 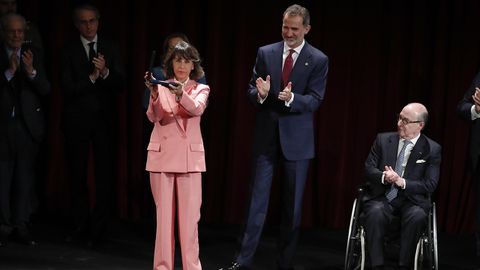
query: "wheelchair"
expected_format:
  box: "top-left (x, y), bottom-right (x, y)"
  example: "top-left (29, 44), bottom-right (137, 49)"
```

top-left (344, 186), bottom-right (438, 270)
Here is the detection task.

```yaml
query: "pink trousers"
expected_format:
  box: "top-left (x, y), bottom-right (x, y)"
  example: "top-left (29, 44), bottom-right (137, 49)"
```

top-left (150, 172), bottom-right (202, 270)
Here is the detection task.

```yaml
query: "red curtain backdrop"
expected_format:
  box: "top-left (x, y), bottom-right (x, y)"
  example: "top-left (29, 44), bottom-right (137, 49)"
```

top-left (18, 0), bottom-right (480, 233)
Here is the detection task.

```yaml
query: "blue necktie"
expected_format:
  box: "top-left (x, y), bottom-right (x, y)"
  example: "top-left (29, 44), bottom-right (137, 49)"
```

top-left (386, 140), bottom-right (411, 202)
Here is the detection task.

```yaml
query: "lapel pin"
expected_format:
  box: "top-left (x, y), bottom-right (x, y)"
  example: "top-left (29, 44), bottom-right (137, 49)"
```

top-left (305, 62), bottom-right (309, 66)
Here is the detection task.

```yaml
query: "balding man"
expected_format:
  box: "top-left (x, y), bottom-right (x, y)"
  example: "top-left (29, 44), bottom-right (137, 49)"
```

top-left (0, 13), bottom-right (49, 246)
top-left (362, 103), bottom-right (441, 270)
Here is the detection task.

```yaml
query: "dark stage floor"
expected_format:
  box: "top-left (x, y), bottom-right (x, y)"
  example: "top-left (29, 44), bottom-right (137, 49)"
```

top-left (0, 219), bottom-right (477, 269)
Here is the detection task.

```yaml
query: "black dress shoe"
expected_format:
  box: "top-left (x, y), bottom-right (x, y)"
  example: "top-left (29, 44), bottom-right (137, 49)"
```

top-left (218, 262), bottom-right (248, 270)
top-left (18, 236), bottom-right (37, 246)
top-left (86, 235), bottom-right (106, 249)
top-left (0, 226), bottom-right (11, 247)
top-left (16, 229), bottom-right (37, 246)
top-left (0, 231), bottom-right (7, 247)
top-left (65, 227), bottom-right (88, 243)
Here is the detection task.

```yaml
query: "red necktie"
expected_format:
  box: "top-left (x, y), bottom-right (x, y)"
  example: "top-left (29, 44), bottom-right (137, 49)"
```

top-left (282, 49), bottom-right (295, 87)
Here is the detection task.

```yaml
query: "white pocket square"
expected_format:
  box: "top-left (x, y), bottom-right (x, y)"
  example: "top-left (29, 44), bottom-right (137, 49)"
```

top-left (416, 159), bottom-right (426, 164)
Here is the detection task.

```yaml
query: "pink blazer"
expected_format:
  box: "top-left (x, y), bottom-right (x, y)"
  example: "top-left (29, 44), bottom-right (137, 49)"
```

top-left (146, 80), bottom-right (209, 173)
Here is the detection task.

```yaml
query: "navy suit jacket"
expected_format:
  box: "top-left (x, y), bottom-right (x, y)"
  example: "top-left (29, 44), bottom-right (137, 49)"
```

top-left (364, 132), bottom-right (442, 210)
top-left (247, 41), bottom-right (328, 161)
top-left (457, 71), bottom-right (480, 171)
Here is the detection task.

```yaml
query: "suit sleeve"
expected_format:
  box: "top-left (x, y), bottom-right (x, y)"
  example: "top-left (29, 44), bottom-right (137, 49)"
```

top-left (95, 43), bottom-right (125, 92)
top-left (364, 134), bottom-right (386, 188)
top-left (290, 54), bottom-right (328, 113)
top-left (28, 51), bottom-right (50, 96)
top-left (146, 86), bottom-right (164, 123)
top-left (60, 47), bottom-right (97, 98)
top-left (178, 85), bottom-right (209, 116)
top-left (457, 71), bottom-right (480, 120)
top-left (247, 48), bottom-right (266, 106)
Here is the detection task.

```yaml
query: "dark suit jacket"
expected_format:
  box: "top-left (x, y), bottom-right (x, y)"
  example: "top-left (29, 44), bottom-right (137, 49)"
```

top-left (60, 36), bottom-right (125, 136)
top-left (364, 132), bottom-right (442, 210)
top-left (0, 44), bottom-right (50, 157)
top-left (247, 41), bottom-right (328, 161)
top-left (458, 71), bottom-right (480, 171)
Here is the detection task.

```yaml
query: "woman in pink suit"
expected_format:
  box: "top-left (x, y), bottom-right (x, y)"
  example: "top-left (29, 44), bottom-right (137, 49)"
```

top-left (144, 41), bottom-right (209, 270)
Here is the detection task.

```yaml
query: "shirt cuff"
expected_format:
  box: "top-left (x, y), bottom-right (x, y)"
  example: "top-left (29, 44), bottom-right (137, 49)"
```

top-left (4, 70), bottom-right (14, 81)
top-left (471, 105), bottom-right (480, 120)
top-left (257, 93), bottom-right (267, 104)
top-left (285, 93), bottom-right (295, 107)
top-left (100, 68), bottom-right (110, 79)
top-left (381, 172), bottom-right (385, 184)
top-left (28, 69), bottom-right (37, 79)
top-left (401, 178), bottom-right (406, 189)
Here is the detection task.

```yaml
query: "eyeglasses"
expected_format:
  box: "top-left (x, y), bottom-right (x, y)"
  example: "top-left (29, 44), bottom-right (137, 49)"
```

top-left (397, 114), bottom-right (422, 125)
top-left (77, 18), bottom-right (98, 26)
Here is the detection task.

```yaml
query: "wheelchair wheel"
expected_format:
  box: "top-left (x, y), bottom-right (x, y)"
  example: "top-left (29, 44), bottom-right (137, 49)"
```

top-left (414, 202), bottom-right (438, 270)
top-left (432, 203), bottom-right (438, 269)
top-left (414, 236), bottom-right (424, 270)
top-left (345, 199), bottom-right (365, 270)
top-left (425, 202), bottom-right (439, 269)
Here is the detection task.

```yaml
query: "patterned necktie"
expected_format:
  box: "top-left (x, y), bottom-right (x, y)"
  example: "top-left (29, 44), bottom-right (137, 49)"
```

top-left (282, 49), bottom-right (294, 88)
top-left (386, 140), bottom-right (412, 202)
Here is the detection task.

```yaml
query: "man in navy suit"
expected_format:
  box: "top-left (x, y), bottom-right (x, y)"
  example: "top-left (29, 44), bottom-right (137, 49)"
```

top-left (457, 75), bottom-right (480, 267)
top-left (60, 4), bottom-right (124, 246)
top-left (363, 103), bottom-right (441, 270)
top-left (220, 4), bottom-right (328, 270)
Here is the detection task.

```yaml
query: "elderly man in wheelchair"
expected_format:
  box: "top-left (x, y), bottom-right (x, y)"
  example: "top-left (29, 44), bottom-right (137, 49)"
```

top-left (346, 103), bottom-right (441, 270)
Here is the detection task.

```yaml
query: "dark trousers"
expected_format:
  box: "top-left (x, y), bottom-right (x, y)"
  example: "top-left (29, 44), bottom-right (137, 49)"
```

top-left (236, 144), bottom-right (310, 269)
top-left (474, 163), bottom-right (480, 257)
top-left (363, 198), bottom-right (427, 267)
top-left (0, 119), bottom-right (38, 232)
top-left (64, 116), bottom-right (114, 239)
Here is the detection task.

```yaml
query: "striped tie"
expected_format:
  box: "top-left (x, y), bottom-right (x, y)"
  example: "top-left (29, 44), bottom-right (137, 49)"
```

top-left (386, 140), bottom-right (411, 202)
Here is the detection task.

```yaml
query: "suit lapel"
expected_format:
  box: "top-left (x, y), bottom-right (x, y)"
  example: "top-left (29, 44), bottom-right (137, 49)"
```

top-left (289, 42), bottom-right (311, 86)
top-left (0, 44), bottom-right (9, 71)
top-left (405, 134), bottom-right (428, 174)
top-left (0, 45), bottom-right (23, 91)
top-left (72, 39), bottom-right (90, 71)
top-left (159, 80), bottom-right (196, 135)
top-left (97, 38), bottom-right (106, 57)
top-left (270, 42), bottom-right (283, 94)
top-left (386, 133), bottom-right (400, 168)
